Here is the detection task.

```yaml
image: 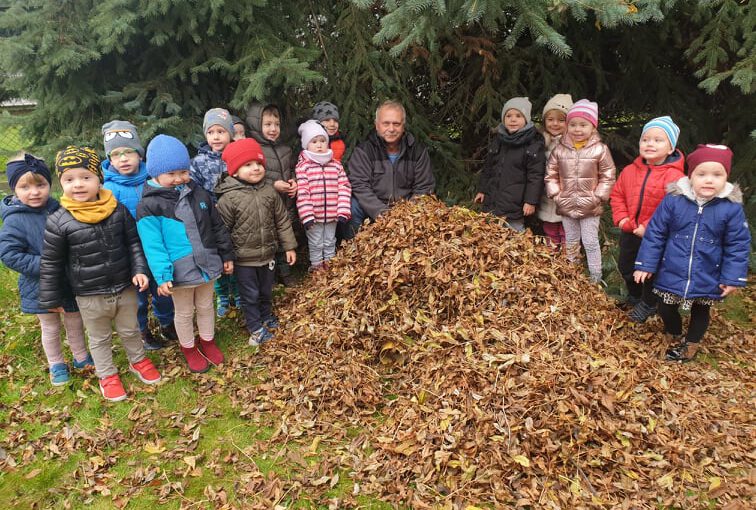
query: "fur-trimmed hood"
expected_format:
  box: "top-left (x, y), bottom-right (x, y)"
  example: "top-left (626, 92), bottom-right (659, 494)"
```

top-left (667, 177), bottom-right (742, 204)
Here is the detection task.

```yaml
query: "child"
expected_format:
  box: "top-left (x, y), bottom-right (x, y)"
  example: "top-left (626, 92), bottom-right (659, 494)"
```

top-left (0, 154), bottom-right (93, 386)
top-left (634, 144), bottom-right (750, 362)
top-left (231, 115), bottom-right (247, 141)
top-left (544, 99), bottom-right (616, 283)
top-left (102, 120), bottom-right (176, 349)
top-left (537, 94), bottom-right (573, 248)
top-left (137, 135), bottom-right (235, 373)
top-left (215, 138), bottom-right (297, 346)
top-left (189, 107), bottom-right (239, 317)
top-left (474, 97), bottom-right (546, 232)
top-left (610, 116), bottom-right (685, 321)
top-left (39, 146), bottom-right (160, 401)
top-left (246, 102), bottom-right (298, 286)
top-left (311, 101), bottom-right (346, 162)
top-left (295, 120), bottom-right (351, 269)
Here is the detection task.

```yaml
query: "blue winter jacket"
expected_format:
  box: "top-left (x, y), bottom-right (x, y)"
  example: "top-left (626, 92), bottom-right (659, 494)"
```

top-left (0, 196), bottom-right (77, 313)
top-left (189, 142), bottom-right (226, 198)
top-left (136, 180), bottom-right (235, 287)
top-left (635, 178), bottom-right (750, 300)
top-left (102, 160), bottom-right (149, 218)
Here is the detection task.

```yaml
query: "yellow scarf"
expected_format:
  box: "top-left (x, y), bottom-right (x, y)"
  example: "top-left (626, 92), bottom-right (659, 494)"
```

top-left (60, 188), bottom-right (118, 224)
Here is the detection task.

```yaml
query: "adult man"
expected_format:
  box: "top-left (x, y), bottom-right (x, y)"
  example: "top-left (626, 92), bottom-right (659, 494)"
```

top-left (343, 100), bottom-right (435, 238)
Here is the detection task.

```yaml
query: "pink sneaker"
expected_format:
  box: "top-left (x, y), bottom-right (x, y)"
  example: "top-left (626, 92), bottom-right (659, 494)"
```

top-left (99, 374), bottom-right (127, 402)
top-left (129, 357), bottom-right (162, 384)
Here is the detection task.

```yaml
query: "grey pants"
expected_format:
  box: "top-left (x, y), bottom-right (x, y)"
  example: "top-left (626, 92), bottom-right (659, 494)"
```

top-left (75, 287), bottom-right (145, 378)
top-left (306, 221), bottom-right (337, 266)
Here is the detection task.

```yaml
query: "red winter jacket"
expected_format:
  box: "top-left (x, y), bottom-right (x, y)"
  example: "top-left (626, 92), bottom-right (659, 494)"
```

top-left (610, 150), bottom-right (685, 232)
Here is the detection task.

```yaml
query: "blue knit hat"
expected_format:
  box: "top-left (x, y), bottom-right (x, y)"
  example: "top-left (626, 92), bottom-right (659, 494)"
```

top-left (146, 135), bottom-right (190, 178)
top-left (641, 116), bottom-right (680, 149)
top-left (6, 154), bottom-right (52, 191)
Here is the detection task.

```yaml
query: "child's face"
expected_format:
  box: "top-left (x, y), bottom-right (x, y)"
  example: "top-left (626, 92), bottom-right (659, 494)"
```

top-left (14, 172), bottom-right (50, 208)
top-left (689, 162), bottom-right (728, 200)
top-left (544, 110), bottom-right (567, 137)
top-left (233, 123), bottom-right (246, 141)
top-left (205, 125), bottom-right (232, 153)
top-left (307, 135), bottom-right (329, 154)
top-left (60, 168), bottom-right (100, 202)
top-left (108, 146), bottom-right (141, 175)
top-left (639, 127), bottom-right (673, 165)
top-left (503, 109), bottom-right (526, 133)
top-left (261, 113), bottom-right (281, 142)
top-left (235, 161), bottom-right (265, 185)
top-left (155, 170), bottom-right (190, 188)
top-left (321, 118), bottom-right (339, 136)
top-left (567, 117), bottom-right (595, 143)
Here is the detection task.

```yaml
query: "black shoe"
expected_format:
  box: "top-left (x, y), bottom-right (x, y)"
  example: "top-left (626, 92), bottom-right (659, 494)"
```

top-left (628, 301), bottom-right (656, 323)
top-left (142, 328), bottom-right (164, 351)
top-left (665, 339), bottom-right (700, 362)
top-left (616, 295), bottom-right (641, 311)
top-left (159, 323), bottom-right (178, 342)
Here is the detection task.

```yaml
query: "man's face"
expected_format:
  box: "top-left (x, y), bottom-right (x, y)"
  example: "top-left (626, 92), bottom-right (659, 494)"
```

top-left (375, 107), bottom-right (405, 146)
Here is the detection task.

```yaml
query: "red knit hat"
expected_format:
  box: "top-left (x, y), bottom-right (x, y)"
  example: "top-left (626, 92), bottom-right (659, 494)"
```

top-left (686, 144), bottom-right (733, 176)
top-left (221, 138), bottom-right (266, 176)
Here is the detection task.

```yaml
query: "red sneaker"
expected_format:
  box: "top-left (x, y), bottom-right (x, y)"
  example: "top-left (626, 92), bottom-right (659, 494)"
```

top-left (130, 357), bottom-right (162, 384)
top-left (198, 337), bottom-right (224, 366)
top-left (180, 345), bottom-right (209, 373)
top-left (99, 374), bottom-right (127, 402)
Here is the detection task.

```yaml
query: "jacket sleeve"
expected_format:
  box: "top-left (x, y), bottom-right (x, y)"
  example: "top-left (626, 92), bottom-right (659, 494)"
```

top-left (523, 141), bottom-right (546, 206)
top-left (476, 139), bottom-right (496, 195)
top-left (295, 162), bottom-right (315, 225)
top-left (410, 145), bottom-right (435, 197)
top-left (544, 150), bottom-right (561, 198)
top-left (610, 169), bottom-right (631, 225)
top-left (719, 205), bottom-right (751, 287)
top-left (594, 145), bottom-right (616, 202)
top-left (136, 203), bottom-right (174, 286)
top-left (634, 196), bottom-right (673, 274)
top-left (121, 205), bottom-right (148, 276)
top-left (0, 220), bottom-right (40, 277)
top-left (38, 215), bottom-right (67, 308)
top-left (347, 145), bottom-right (389, 220)
top-left (273, 194), bottom-right (298, 252)
top-left (337, 162), bottom-right (352, 220)
top-left (208, 198), bottom-right (235, 262)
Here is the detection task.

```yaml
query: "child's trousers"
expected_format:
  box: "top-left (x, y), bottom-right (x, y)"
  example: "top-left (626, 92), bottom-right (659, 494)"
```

top-left (306, 221), bottom-right (337, 267)
top-left (37, 311), bottom-right (88, 367)
top-left (236, 264), bottom-right (275, 333)
top-left (171, 282), bottom-right (215, 348)
top-left (75, 287), bottom-right (145, 379)
top-left (657, 301), bottom-right (711, 343)
top-left (618, 232), bottom-right (656, 306)
top-left (562, 216), bottom-right (602, 281)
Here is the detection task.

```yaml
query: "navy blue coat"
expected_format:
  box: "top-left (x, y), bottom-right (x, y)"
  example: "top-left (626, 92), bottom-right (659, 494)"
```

top-left (0, 196), bottom-right (77, 314)
top-left (635, 179), bottom-right (750, 300)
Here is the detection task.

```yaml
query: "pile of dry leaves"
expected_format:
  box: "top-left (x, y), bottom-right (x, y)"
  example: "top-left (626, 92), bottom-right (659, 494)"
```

top-left (258, 197), bottom-right (754, 509)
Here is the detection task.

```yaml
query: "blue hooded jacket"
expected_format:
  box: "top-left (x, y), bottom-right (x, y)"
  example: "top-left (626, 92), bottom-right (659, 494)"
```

top-left (102, 159), bottom-right (149, 218)
top-left (0, 196), bottom-right (77, 313)
top-left (635, 177), bottom-right (750, 300)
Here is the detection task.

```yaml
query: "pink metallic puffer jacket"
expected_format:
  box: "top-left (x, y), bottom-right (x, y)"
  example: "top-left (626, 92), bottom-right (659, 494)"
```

top-left (544, 132), bottom-right (616, 219)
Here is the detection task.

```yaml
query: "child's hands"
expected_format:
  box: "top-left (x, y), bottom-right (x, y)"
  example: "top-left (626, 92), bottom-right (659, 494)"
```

top-left (223, 261), bottom-right (234, 274)
top-left (522, 203), bottom-right (536, 216)
top-left (286, 179), bottom-right (297, 197)
top-left (158, 281), bottom-right (173, 296)
top-left (48, 307), bottom-right (64, 313)
top-left (719, 284), bottom-right (738, 297)
top-left (133, 273), bottom-right (149, 291)
top-left (273, 180), bottom-right (289, 193)
top-left (633, 270), bottom-right (653, 283)
top-left (473, 193), bottom-right (485, 204)
top-left (632, 224), bottom-right (646, 238)
top-left (619, 217), bottom-right (637, 233)
top-left (285, 250), bottom-right (296, 266)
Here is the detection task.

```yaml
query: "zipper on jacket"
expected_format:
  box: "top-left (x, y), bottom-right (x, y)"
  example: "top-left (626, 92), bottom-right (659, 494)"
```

top-left (682, 204), bottom-right (706, 299)
top-left (634, 166), bottom-right (652, 223)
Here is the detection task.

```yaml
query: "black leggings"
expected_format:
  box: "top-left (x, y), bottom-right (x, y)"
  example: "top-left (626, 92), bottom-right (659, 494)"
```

top-left (618, 232), bottom-right (656, 305)
top-left (657, 301), bottom-right (711, 343)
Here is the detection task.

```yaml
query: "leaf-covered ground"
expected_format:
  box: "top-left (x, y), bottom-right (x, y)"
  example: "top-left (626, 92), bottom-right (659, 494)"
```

top-left (0, 197), bottom-right (753, 509)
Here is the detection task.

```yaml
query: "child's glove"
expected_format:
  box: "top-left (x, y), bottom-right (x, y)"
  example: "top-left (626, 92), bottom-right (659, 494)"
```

top-left (303, 220), bottom-right (314, 230)
top-left (337, 215), bottom-right (349, 224)
top-left (621, 218), bottom-right (637, 233)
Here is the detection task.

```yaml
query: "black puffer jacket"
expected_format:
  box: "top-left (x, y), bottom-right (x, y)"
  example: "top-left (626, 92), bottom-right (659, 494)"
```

top-left (39, 202), bottom-right (147, 308)
top-left (477, 126), bottom-right (546, 221)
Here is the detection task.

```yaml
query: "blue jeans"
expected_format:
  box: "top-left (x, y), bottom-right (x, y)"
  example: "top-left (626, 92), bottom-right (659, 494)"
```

top-left (137, 279), bottom-right (175, 331)
top-left (236, 264), bottom-right (275, 333)
top-left (338, 197), bottom-right (370, 241)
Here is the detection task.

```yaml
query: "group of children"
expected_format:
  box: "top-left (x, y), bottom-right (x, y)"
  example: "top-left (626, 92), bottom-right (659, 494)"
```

top-left (0, 96), bottom-right (750, 402)
top-left (0, 101), bottom-right (351, 400)
top-left (481, 94), bottom-right (750, 362)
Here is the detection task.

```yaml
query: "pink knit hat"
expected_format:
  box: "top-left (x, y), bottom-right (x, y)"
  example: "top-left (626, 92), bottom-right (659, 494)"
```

top-left (566, 99), bottom-right (599, 127)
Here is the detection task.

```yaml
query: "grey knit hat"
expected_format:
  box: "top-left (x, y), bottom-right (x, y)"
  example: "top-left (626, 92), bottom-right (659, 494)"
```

top-left (102, 120), bottom-right (144, 157)
top-left (501, 97), bottom-right (532, 124)
top-left (202, 108), bottom-right (234, 135)
top-left (312, 101), bottom-right (340, 121)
